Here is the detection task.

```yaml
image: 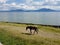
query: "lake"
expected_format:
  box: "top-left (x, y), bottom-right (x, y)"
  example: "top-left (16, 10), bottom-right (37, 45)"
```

top-left (0, 12), bottom-right (60, 26)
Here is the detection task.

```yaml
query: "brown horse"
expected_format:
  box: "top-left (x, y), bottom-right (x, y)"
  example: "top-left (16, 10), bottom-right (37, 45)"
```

top-left (26, 26), bottom-right (38, 34)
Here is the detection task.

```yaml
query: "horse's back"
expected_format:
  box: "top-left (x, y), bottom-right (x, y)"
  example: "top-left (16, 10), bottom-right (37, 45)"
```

top-left (26, 26), bottom-right (32, 30)
top-left (26, 26), bottom-right (38, 30)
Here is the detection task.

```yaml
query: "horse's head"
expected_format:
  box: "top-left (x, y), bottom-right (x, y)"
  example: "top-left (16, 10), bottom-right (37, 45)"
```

top-left (26, 27), bottom-right (28, 31)
top-left (26, 26), bottom-right (30, 31)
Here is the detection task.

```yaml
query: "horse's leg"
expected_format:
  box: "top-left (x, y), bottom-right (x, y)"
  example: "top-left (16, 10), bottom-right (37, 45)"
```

top-left (35, 29), bottom-right (38, 34)
top-left (30, 30), bottom-right (32, 34)
top-left (33, 30), bottom-right (35, 34)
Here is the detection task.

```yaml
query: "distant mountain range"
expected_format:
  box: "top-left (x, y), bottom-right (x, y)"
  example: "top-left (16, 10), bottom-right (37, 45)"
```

top-left (0, 8), bottom-right (60, 12)
top-left (35, 8), bottom-right (56, 12)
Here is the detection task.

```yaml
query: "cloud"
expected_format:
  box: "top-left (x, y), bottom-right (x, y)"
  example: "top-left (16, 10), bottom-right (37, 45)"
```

top-left (0, 3), bottom-right (10, 11)
top-left (11, 3), bottom-right (36, 10)
top-left (0, 0), bottom-right (8, 3)
top-left (11, 2), bottom-right (16, 6)
top-left (45, 0), bottom-right (55, 2)
top-left (22, 5), bottom-right (36, 10)
top-left (0, 3), bottom-right (36, 10)
top-left (31, 1), bottom-right (44, 6)
top-left (39, 5), bottom-right (60, 10)
top-left (25, 0), bottom-right (59, 6)
top-left (49, 6), bottom-right (60, 10)
top-left (46, 0), bottom-right (58, 5)
top-left (25, 0), bottom-right (33, 4)
top-left (0, 0), bottom-right (60, 10)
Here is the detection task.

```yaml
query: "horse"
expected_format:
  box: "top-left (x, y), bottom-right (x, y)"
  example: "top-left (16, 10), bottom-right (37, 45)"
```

top-left (26, 26), bottom-right (38, 34)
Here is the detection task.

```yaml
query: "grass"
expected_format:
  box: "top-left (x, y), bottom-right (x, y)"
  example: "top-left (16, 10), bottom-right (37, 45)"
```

top-left (0, 29), bottom-right (28, 45)
top-left (0, 22), bottom-right (60, 45)
top-left (38, 25), bottom-right (60, 33)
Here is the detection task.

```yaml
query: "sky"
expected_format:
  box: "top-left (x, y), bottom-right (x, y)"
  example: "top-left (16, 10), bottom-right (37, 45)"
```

top-left (0, 0), bottom-right (60, 10)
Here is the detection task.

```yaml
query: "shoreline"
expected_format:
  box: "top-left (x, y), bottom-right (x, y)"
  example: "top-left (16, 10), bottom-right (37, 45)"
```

top-left (0, 21), bottom-right (60, 28)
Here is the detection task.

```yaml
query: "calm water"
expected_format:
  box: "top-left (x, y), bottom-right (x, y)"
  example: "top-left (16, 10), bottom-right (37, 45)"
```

top-left (0, 12), bottom-right (60, 26)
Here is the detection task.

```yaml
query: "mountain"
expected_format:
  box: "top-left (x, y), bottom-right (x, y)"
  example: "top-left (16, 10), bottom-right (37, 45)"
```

top-left (0, 8), bottom-right (60, 12)
top-left (10, 9), bottom-right (25, 12)
top-left (10, 8), bottom-right (57, 12)
top-left (26, 8), bottom-right (58, 12)
top-left (0, 9), bottom-right (25, 12)
top-left (36, 8), bottom-right (56, 12)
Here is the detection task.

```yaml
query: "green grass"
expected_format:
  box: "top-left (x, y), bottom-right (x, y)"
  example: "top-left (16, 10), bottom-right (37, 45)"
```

top-left (0, 28), bottom-right (28, 45)
top-left (0, 28), bottom-right (60, 45)
top-left (0, 22), bottom-right (26, 27)
top-left (38, 25), bottom-right (60, 33)
top-left (0, 22), bottom-right (60, 45)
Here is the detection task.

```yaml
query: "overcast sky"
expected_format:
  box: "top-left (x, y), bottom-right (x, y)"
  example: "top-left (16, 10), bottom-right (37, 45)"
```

top-left (0, 0), bottom-right (60, 10)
